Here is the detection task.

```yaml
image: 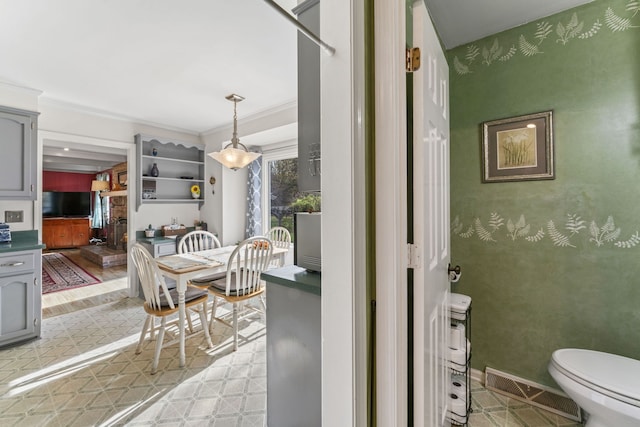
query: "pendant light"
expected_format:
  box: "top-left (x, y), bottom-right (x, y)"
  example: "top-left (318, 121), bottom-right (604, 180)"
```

top-left (208, 94), bottom-right (261, 170)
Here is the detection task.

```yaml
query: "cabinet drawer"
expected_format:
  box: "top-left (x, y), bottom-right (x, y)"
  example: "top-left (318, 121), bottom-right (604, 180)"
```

top-left (0, 252), bottom-right (35, 276)
top-left (157, 243), bottom-right (176, 257)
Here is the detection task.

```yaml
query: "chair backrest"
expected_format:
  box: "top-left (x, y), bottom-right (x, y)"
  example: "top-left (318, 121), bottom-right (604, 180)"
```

top-left (178, 230), bottom-right (221, 254)
top-left (130, 243), bottom-right (175, 310)
top-left (265, 226), bottom-right (292, 250)
top-left (223, 236), bottom-right (273, 296)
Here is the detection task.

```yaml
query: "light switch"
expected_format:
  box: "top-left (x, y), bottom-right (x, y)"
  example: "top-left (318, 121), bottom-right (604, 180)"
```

top-left (5, 210), bottom-right (23, 223)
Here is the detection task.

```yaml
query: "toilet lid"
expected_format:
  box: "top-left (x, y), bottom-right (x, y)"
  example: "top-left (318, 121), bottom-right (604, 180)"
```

top-left (552, 348), bottom-right (640, 406)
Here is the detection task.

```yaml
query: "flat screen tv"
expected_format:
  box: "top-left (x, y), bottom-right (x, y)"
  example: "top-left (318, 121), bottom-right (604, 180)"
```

top-left (43, 191), bottom-right (92, 218)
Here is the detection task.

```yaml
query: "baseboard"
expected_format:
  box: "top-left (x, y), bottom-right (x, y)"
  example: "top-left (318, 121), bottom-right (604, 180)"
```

top-left (485, 367), bottom-right (581, 422)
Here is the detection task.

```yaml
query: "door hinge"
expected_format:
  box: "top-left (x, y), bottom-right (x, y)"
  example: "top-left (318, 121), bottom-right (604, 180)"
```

top-left (407, 243), bottom-right (421, 269)
top-left (406, 47), bottom-right (421, 72)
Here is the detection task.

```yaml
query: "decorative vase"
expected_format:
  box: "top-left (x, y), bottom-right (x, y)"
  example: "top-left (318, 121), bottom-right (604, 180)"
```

top-left (152, 147), bottom-right (158, 156)
top-left (191, 192), bottom-right (200, 199)
top-left (150, 163), bottom-right (159, 177)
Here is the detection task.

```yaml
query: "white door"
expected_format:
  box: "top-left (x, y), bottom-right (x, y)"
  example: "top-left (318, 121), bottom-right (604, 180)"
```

top-left (412, 2), bottom-right (451, 426)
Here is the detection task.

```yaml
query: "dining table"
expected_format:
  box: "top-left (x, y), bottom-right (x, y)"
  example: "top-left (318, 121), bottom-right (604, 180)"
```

top-left (154, 244), bottom-right (287, 367)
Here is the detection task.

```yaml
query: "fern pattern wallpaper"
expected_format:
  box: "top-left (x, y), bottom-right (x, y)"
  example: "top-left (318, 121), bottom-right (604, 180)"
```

top-left (452, 0), bottom-right (640, 76)
top-left (448, 0), bottom-right (640, 387)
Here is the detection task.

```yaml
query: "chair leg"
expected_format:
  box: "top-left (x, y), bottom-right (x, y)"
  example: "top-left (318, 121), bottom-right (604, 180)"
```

top-left (186, 310), bottom-right (194, 334)
top-left (199, 301), bottom-right (214, 349)
top-left (209, 296), bottom-right (218, 334)
top-left (149, 316), bottom-right (155, 341)
top-left (151, 317), bottom-right (166, 375)
top-left (136, 315), bottom-right (152, 354)
top-left (232, 302), bottom-right (238, 351)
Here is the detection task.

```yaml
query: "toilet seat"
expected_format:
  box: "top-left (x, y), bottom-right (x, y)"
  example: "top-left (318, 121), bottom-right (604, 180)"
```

top-left (551, 349), bottom-right (640, 407)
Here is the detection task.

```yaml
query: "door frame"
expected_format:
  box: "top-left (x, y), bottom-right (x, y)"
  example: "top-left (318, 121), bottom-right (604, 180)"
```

top-left (374, 0), bottom-right (409, 425)
top-left (37, 130), bottom-right (137, 297)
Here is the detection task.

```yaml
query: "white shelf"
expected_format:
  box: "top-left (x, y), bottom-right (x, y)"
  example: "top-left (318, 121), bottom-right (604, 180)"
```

top-left (142, 177), bottom-right (204, 183)
top-left (142, 154), bottom-right (204, 166)
top-left (135, 134), bottom-right (205, 211)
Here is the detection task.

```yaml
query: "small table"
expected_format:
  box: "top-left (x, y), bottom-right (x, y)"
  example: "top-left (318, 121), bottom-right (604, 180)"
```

top-left (155, 245), bottom-right (287, 367)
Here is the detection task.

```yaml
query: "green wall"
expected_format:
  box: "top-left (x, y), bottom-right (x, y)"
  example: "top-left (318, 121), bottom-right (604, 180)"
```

top-left (448, 0), bottom-right (640, 386)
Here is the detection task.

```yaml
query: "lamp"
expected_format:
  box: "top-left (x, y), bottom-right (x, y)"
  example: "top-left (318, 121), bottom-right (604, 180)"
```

top-left (207, 94), bottom-right (261, 170)
top-left (91, 180), bottom-right (109, 195)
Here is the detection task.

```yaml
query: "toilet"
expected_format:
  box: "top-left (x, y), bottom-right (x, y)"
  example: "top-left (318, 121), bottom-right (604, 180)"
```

top-left (548, 348), bottom-right (640, 427)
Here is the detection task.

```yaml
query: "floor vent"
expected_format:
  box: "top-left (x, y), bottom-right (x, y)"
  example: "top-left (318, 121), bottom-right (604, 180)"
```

top-left (485, 367), bottom-right (581, 422)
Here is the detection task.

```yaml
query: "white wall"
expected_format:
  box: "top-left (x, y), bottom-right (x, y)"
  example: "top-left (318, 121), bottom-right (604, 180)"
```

top-left (137, 204), bottom-right (201, 233)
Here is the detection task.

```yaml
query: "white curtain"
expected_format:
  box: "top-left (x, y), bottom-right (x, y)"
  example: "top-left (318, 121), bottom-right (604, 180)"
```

top-left (91, 172), bottom-right (110, 229)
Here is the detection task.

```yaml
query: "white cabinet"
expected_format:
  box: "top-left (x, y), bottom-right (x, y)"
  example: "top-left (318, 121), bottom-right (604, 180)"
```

top-left (0, 249), bottom-right (41, 347)
top-left (0, 106), bottom-right (38, 200)
top-left (135, 134), bottom-right (205, 211)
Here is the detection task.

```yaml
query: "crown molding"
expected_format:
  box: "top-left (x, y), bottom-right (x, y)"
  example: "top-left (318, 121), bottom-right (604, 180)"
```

top-left (38, 96), bottom-right (200, 136)
top-left (0, 79), bottom-right (43, 97)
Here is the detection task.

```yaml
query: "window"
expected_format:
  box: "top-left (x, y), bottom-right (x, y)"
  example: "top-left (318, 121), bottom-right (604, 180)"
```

top-left (260, 144), bottom-right (298, 238)
top-left (268, 158), bottom-right (298, 234)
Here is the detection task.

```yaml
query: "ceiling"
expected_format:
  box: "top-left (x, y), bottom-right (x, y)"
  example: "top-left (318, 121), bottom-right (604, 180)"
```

top-left (423, 0), bottom-right (594, 49)
top-left (2, 0), bottom-right (592, 172)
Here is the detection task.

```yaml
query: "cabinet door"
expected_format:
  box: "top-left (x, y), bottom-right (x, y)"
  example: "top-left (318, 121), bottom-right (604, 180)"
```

top-left (72, 221), bottom-right (90, 246)
top-left (0, 107), bottom-right (37, 199)
top-left (42, 225), bottom-right (57, 249)
top-left (54, 224), bottom-right (73, 248)
top-left (0, 272), bottom-right (35, 346)
top-left (296, 0), bottom-right (321, 193)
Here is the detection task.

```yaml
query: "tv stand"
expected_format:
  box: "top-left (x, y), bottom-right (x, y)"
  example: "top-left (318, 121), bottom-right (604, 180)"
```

top-left (42, 218), bottom-right (90, 249)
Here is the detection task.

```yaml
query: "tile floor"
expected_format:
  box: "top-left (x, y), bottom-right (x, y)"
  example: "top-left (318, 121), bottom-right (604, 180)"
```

top-left (468, 380), bottom-right (582, 426)
top-left (0, 297), bottom-right (267, 426)
top-left (5, 279), bottom-right (584, 426)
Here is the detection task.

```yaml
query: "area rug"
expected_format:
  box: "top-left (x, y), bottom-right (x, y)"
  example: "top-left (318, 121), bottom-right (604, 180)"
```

top-left (42, 253), bottom-right (101, 294)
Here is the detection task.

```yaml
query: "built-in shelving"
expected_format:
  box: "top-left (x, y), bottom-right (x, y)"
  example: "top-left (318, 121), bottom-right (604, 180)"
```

top-left (135, 134), bottom-right (205, 211)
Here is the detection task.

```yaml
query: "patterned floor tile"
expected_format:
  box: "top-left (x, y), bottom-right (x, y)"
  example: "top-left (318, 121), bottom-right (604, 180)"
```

top-left (0, 297), bottom-right (577, 426)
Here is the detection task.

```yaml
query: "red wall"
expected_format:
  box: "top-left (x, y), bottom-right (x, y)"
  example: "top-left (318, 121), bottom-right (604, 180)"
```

top-left (43, 171), bottom-right (95, 192)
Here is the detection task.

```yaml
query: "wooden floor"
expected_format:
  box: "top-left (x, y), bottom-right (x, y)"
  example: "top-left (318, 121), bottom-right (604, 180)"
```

top-left (41, 248), bottom-right (130, 318)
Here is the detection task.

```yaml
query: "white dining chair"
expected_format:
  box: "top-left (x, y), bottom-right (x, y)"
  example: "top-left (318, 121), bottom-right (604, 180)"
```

top-left (178, 230), bottom-right (221, 254)
top-left (265, 226), bottom-right (291, 268)
top-left (206, 236), bottom-right (273, 351)
top-left (130, 243), bottom-right (213, 374)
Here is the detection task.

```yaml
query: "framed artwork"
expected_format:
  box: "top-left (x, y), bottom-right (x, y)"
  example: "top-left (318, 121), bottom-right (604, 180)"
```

top-left (481, 110), bottom-right (554, 183)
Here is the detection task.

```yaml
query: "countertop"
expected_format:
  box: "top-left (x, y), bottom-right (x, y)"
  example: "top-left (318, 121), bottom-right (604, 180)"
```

top-left (0, 230), bottom-right (46, 253)
top-left (262, 265), bottom-right (321, 296)
top-left (137, 236), bottom-right (178, 245)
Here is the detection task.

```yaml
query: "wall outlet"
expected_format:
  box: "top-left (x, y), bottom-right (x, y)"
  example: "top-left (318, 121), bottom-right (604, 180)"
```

top-left (5, 210), bottom-right (23, 223)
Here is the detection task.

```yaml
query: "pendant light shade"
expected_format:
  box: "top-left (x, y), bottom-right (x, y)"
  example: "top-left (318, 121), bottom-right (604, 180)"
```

top-left (208, 94), bottom-right (261, 171)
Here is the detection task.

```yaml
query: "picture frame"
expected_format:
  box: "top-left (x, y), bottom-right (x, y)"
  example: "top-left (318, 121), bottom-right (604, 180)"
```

top-left (481, 110), bottom-right (554, 183)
